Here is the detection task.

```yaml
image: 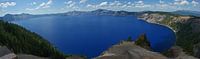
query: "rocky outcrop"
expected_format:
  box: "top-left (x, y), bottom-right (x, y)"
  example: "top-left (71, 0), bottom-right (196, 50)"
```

top-left (66, 56), bottom-right (85, 59)
top-left (166, 46), bottom-right (198, 59)
top-left (95, 41), bottom-right (168, 59)
top-left (139, 12), bottom-right (200, 32)
top-left (139, 13), bottom-right (192, 23)
top-left (95, 41), bottom-right (198, 59)
top-left (139, 13), bottom-right (194, 32)
top-left (0, 46), bottom-right (16, 59)
top-left (194, 43), bottom-right (200, 58)
top-left (16, 54), bottom-right (49, 59)
top-left (0, 46), bottom-right (49, 59)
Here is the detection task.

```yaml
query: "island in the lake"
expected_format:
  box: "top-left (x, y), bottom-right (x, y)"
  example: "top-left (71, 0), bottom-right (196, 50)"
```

top-left (0, 9), bottom-right (200, 59)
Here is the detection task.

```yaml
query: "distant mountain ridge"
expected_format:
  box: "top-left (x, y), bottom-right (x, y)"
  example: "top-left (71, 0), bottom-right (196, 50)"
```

top-left (1, 9), bottom-right (200, 21)
top-left (1, 9), bottom-right (199, 21)
top-left (173, 10), bottom-right (200, 17)
top-left (0, 9), bottom-right (138, 21)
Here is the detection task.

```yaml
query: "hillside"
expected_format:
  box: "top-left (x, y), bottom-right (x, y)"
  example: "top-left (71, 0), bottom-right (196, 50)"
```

top-left (0, 20), bottom-right (66, 59)
top-left (173, 10), bottom-right (200, 17)
top-left (139, 12), bottom-right (200, 58)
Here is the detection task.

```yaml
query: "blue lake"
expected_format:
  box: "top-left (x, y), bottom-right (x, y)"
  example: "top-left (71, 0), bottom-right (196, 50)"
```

top-left (13, 15), bottom-right (176, 58)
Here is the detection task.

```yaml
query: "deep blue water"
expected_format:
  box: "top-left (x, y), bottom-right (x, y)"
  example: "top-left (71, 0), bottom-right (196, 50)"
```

top-left (13, 15), bottom-right (176, 58)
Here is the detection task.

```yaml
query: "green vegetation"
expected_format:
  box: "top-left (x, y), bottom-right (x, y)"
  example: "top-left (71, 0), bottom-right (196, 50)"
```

top-left (126, 36), bottom-right (133, 42)
top-left (0, 20), bottom-right (67, 59)
top-left (135, 34), bottom-right (151, 50)
top-left (161, 21), bottom-right (200, 56)
top-left (159, 16), bottom-right (200, 55)
top-left (175, 22), bottom-right (200, 55)
top-left (152, 13), bottom-right (200, 55)
top-left (141, 12), bottom-right (200, 56)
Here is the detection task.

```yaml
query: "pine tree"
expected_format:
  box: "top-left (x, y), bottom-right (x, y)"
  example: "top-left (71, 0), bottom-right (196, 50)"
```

top-left (135, 34), bottom-right (151, 50)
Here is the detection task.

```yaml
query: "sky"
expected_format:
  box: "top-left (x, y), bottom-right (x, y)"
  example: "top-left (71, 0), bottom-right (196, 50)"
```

top-left (0, 0), bottom-right (200, 16)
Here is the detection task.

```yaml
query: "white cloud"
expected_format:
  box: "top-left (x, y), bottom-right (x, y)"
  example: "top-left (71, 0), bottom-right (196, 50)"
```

top-left (65, 1), bottom-right (73, 4)
top-left (85, 1), bottom-right (135, 11)
top-left (136, 1), bottom-right (144, 4)
top-left (61, 1), bottom-right (81, 11)
top-left (30, 2), bottom-right (37, 5)
top-left (127, 2), bottom-right (132, 5)
top-left (0, 2), bottom-right (16, 8)
top-left (37, 3), bottom-right (46, 9)
top-left (80, 0), bottom-right (87, 3)
top-left (99, 2), bottom-right (108, 7)
top-left (86, 1), bottom-right (145, 10)
top-left (174, 0), bottom-right (189, 5)
top-left (64, 1), bottom-right (76, 8)
top-left (158, 0), bottom-right (168, 8)
top-left (42, 0), bottom-right (52, 8)
top-left (135, 1), bottom-right (151, 8)
top-left (109, 1), bottom-right (122, 6)
top-left (191, 0), bottom-right (199, 6)
top-left (86, 1), bottom-right (123, 9)
top-left (26, 0), bottom-right (52, 11)
top-left (86, 4), bottom-right (95, 8)
top-left (159, 0), bottom-right (164, 4)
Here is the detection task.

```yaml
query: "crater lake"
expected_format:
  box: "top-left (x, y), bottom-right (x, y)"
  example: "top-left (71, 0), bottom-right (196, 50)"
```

top-left (12, 15), bottom-right (176, 58)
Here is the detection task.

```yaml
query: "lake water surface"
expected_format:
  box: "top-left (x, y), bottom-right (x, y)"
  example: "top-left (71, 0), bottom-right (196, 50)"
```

top-left (13, 15), bottom-right (176, 58)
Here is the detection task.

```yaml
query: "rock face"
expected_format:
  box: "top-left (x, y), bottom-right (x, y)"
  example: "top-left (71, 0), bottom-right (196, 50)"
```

top-left (16, 54), bottom-right (48, 59)
top-left (0, 46), bottom-right (49, 59)
top-left (139, 12), bottom-right (200, 32)
top-left (95, 41), bottom-right (198, 59)
top-left (0, 46), bottom-right (16, 59)
top-left (166, 46), bottom-right (198, 59)
top-left (194, 43), bottom-right (200, 58)
top-left (66, 56), bottom-right (85, 59)
top-left (95, 42), bottom-right (168, 59)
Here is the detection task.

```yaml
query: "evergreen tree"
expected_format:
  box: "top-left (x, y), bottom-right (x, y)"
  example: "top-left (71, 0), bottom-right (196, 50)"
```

top-left (135, 34), bottom-right (151, 50)
top-left (0, 20), bottom-right (67, 59)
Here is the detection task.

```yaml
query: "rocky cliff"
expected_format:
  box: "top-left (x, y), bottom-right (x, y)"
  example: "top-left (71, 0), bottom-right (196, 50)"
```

top-left (139, 12), bottom-right (200, 58)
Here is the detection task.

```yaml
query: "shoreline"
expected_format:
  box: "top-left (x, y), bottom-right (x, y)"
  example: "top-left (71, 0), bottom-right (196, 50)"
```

top-left (137, 17), bottom-right (177, 33)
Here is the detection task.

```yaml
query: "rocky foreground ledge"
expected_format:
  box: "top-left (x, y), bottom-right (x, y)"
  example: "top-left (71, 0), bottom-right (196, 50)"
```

top-left (95, 41), bottom-right (167, 59)
top-left (0, 46), bottom-right (49, 59)
top-left (0, 46), bottom-right (86, 59)
top-left (95, 41), bottom-right (197, 59)
top-left (1, 41), bottom-right (197, 59)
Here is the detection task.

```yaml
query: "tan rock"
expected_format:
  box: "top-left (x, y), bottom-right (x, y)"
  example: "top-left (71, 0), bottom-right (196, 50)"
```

top-left (95, 42), bottom-right (168, 59)
top-left (17, 54), bottom-right (48, 59)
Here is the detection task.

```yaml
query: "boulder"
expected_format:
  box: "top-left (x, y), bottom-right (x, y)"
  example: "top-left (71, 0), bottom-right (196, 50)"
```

top-left (0, 46), bottom-right (17, 59)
